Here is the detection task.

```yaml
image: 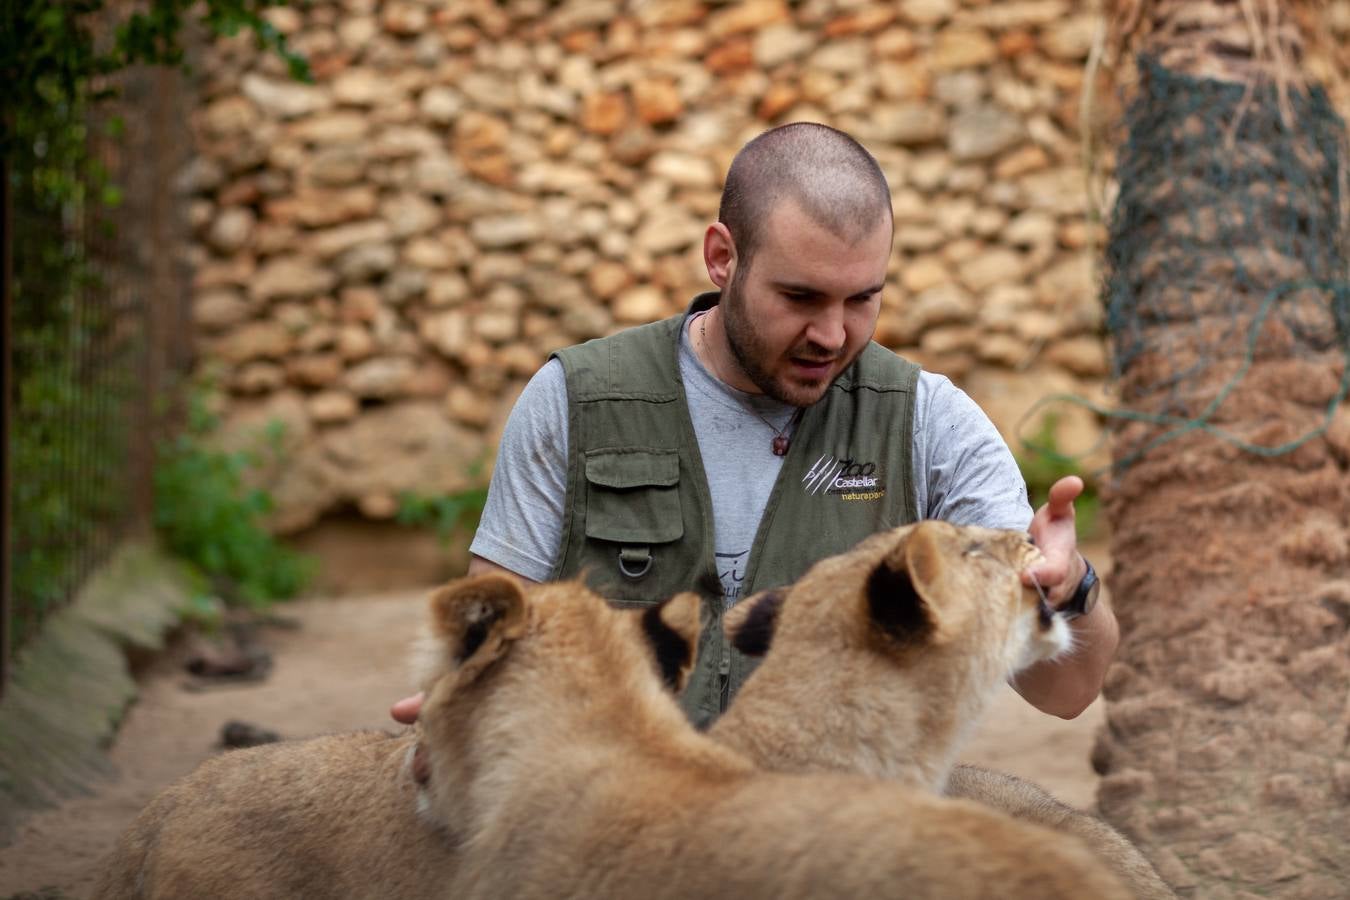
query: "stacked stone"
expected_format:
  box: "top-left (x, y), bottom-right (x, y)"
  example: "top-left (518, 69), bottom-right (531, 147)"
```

top-left (185, 0), bottom-right (1125, 532)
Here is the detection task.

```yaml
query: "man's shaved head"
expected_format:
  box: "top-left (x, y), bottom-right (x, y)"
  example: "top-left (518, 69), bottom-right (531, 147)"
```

top-left (718, 123), bottom-right (892, 270)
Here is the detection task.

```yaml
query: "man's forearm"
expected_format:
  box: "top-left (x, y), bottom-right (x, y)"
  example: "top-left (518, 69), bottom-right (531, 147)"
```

top-left (1011, 598), bottom-right (1119, 719)
top-left (467, 553), bottom-right (538, 582)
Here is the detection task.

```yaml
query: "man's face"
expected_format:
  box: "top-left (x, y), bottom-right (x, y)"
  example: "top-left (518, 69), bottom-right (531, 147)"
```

top-left (721, 200), bottom-right (891, 407)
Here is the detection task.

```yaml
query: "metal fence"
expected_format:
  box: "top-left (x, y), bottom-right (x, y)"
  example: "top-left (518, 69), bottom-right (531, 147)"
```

top-left (1, 64), bottom-right (194, 696)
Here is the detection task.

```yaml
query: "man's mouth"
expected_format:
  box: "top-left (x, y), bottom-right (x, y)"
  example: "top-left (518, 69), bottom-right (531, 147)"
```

top-left (791, 357), bottom-right (835, 377)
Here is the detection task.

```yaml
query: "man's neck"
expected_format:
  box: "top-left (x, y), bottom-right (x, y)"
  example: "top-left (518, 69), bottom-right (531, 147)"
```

top-left (690, 305), bottom-right (761, 395)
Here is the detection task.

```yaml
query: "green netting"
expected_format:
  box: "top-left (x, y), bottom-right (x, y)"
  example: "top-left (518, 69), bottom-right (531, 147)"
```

top-left (1023, 54), bottom-right (1350, 474)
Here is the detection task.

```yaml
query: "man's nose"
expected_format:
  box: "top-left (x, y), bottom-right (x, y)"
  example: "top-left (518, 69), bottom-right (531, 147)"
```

top-left (804, 303), bottom-right (847, 352)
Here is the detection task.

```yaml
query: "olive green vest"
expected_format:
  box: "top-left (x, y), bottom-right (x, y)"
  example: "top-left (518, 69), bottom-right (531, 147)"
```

top-left (551, 294), bottom-right (920, 728)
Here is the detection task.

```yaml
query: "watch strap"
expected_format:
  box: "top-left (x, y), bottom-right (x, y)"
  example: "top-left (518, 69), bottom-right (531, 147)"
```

top-left (1059, 558), bottom-right (1099, 620)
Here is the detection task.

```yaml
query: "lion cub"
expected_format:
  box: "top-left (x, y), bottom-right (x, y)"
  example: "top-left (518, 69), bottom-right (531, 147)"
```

top-left (712, 521), bottom-right (1062, 790)
top-left (412, 569), bottom-right (1131, 899)
top-left (712, 519), bottom-right (1175, 899)
top-left (100, 559), bottom-right (1132, 899)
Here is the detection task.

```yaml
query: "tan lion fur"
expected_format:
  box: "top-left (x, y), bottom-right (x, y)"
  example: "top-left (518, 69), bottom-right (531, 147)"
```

top-left (96, 537), bottom-right (1134, 899)
top-left (413, 569), bottom-right (1132, 899)
top-left (714, 519), bottom-right (1175, 899)
top-left (92, 729), bottom-right (448, 900)
top-left (944, 765), bottom-right (1177, 900)
top-left (714, 520), bottom-right (1059, 790)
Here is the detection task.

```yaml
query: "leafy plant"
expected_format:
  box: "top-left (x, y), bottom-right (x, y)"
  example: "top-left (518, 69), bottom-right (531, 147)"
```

top-left (2, 0), bottom-right (309, 128)
top-left (395, 486), bottom-right (490, 549)
top-left (1015, 414), bottom-right (1101, 540)
top-left (153, 395), bottom-right (313, 609)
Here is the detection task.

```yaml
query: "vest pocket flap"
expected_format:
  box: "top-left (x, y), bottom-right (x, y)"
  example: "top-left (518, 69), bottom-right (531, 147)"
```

top-left (584, 448), bottom-right (680, 489)
top-left (583, 449), bottom-right (683, 545)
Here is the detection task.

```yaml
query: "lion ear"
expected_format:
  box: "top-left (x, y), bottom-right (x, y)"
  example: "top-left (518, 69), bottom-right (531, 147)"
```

top-left (725, 589), bottom-right (786, 657)
top-left (868, 522), bottom-right (969, 645)
top-left (640, 592), bottom-right (702, 692)
top-left (428, 573), bottom-right (528, 682)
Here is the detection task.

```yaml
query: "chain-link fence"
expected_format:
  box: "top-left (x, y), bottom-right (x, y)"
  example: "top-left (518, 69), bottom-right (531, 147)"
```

top-left (1, 64), bottom-right (194, 695)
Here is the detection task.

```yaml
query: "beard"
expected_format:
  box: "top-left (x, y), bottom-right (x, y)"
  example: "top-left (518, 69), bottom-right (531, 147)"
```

top-left (721, 268), bottom-right (850, 408)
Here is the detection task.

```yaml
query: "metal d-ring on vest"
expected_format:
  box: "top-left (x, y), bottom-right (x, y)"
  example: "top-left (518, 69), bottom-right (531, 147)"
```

top-left (618, 545), bottom-right (653, 579)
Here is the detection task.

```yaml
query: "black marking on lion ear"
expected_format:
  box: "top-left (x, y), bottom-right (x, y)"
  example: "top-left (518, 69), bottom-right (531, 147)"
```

top-left (642, 604), bottom-right (693, 691)
top-left (459, 615), bottom-right (493, 663)
top-left (867, 558), bottom-right (932, 642)
top-left (730, 590), bottom-right (785, 657)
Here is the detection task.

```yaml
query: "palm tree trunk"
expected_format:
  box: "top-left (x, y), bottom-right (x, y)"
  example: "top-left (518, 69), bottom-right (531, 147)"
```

top-left (1099, 1), bottom-right (1350, 897)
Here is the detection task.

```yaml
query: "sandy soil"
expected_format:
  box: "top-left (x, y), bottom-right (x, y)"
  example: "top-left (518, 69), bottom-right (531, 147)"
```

top-left (0, 571), bottom-right (1106, 900)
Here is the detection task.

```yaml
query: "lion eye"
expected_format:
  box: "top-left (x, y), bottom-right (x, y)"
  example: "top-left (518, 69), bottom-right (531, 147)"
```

top-left (963, 541), bottom-right (986, 558)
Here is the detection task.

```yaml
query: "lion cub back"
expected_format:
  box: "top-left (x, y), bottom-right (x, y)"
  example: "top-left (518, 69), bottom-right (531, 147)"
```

top-left (93, 731), bottom-right (457, 900)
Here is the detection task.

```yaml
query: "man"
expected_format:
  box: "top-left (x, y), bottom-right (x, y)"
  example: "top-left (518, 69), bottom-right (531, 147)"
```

top-left (394, 123), bottom-right (1117, 728)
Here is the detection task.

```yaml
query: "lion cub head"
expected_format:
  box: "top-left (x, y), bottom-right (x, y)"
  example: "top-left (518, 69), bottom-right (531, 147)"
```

top-left (714, 520), bottom-right (1069, 788)
top-left (408, 574), bottom-right (703, 832)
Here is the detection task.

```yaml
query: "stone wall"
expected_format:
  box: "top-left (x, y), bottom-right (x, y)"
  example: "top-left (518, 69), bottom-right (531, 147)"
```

top-left (186, 0), bottom-right (1127, 533)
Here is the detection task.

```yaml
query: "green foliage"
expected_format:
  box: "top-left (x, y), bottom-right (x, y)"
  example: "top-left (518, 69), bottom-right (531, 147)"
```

top-left (7, 344), bottom-right (132, 648)
top-left (3, 0), bottom-right (309, 221)
top-left (177, 591), bottom-right (227, 633)
top-left (1015, 415), bottom-right (1101, 540)
top-left (1, 0), bottom-right (309, 135)
top-left (3, 1), bottom-right (308, 649)
top-left (395, 486), bottom-right (490, 549)
top-left (153, 396), bottom-right (313, 609)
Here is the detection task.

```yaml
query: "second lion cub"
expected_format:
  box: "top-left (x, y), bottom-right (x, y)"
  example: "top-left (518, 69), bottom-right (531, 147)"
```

top-left (713, 520), bottom-right (1175, 899)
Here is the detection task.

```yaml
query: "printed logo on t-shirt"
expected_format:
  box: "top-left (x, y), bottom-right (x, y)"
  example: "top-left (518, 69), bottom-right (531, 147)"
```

top-left (802, 454), bottom-right (886, 502)
top-left (717, 549), bottom-right (748, 608)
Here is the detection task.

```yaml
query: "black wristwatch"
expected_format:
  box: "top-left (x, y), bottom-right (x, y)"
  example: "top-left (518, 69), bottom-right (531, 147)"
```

top-left (1057, 558), bottom-right (1100, 620)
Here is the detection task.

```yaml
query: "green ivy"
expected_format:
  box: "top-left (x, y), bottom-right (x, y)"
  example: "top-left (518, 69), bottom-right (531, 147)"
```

top-left (1, 0), bottom-right (309, 127)
top-left (3, 1), bottom-right (308, 649)
top-left (152, 395), bottom-right (313, 609)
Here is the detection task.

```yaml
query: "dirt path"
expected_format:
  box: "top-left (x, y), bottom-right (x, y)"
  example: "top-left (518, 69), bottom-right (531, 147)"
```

top-left (0, 579), bottom-right (1104, 899)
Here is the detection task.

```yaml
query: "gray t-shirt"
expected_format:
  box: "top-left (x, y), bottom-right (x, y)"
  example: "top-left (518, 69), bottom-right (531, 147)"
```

top-left (469, 320), bottom-right (1032, 604)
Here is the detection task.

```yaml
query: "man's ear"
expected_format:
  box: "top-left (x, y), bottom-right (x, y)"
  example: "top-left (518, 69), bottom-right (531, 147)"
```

top-left (641, 592), bottom-right (702, 692)
top-left (428, 573), bottom-right (528, 684)
top-left (724, 589), bottom-right (786, 657)
top-left (868, 521), bottom-right (975, 645)
top-left (703, 222), bottom-right (737, 288)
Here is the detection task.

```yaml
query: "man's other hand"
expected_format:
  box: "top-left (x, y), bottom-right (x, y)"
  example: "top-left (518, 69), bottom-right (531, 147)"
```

top-left (390, 692), bottom-right (424, 725)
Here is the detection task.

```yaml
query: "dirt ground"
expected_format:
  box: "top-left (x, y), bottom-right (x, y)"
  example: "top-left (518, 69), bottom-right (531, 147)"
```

top-left (0, 545), bottom-right (1108, 899)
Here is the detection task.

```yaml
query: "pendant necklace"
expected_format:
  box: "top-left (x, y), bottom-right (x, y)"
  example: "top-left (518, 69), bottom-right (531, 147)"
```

top-left (698, 311), bottom-right (804, 457)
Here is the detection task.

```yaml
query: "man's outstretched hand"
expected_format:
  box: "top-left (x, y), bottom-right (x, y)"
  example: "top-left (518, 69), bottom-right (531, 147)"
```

top-left (390, 692), bottom-right (424, 725)
top-left (1013, 474), bottom-right (1119, 718)
top-left (1022, 475), bottom-right (1088, 605)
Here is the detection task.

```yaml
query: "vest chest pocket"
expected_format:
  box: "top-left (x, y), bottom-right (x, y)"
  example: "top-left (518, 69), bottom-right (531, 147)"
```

top-left (583, 448), bottom-right (684, 596)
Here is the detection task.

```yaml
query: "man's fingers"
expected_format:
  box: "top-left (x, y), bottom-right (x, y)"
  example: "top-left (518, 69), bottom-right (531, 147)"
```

top-left (1045, 475), bottom-right (1084, 518)
top-left (1022, 558), bottom-right (1069, 587)
top-left (390, 692), bottom-right (424, 725)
